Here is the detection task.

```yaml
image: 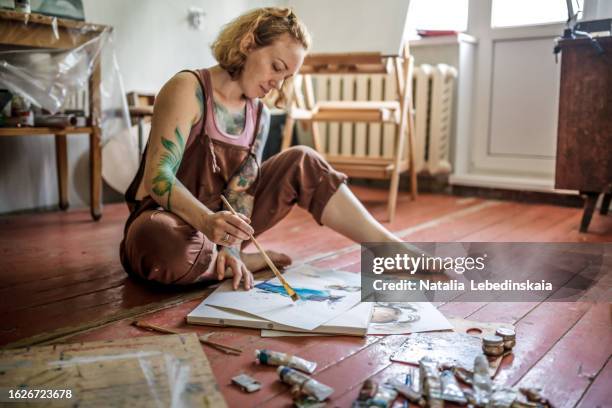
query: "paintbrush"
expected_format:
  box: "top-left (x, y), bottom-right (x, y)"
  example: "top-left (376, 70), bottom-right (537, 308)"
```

top-left (220, 195), bottom-right (300, 302)
top-left (131, 320), bottom-right (242, 355)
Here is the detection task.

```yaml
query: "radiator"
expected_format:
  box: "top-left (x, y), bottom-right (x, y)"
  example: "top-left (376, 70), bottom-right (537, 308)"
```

top-left (309, 63), bottom-right (457, 174)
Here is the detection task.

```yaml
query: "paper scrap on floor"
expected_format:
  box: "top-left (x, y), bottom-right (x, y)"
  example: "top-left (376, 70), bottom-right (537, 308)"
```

top-left (260, 301), bottom-right (453, 337)
top-left (194, 265), bottom-right (363, 331)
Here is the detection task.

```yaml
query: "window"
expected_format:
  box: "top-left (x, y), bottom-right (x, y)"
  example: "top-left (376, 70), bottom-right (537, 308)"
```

top-left (491, 0), bottom-right (584, 28)
top-left (407, 0), bottom-right (469, 32)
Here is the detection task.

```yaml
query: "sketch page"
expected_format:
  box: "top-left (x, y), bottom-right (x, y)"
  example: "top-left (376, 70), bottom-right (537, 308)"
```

top-left (203, 265), bottom-right (362, 330)
top-left (367, 302), bottom-right (453, 335)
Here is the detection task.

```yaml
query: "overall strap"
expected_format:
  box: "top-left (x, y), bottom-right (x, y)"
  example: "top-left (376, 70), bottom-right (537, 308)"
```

top-left (180, 69), bottom-right (221, 173)
top-left (250, 101), bottom-right (264, 155)
top-left (178, 69), bottom-right (208, 143)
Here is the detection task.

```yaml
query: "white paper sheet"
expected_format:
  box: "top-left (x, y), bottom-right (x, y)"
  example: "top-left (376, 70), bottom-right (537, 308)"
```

top-left (203, 265), bottom-right (363, 330)
top-left (367, 302), bottom-right (453, 335)
top-left (260, 302), bottom-right (453, 337)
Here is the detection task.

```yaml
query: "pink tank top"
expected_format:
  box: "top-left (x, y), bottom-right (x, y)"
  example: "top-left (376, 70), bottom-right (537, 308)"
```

top-left (201, 68), bottom-right (257, 146)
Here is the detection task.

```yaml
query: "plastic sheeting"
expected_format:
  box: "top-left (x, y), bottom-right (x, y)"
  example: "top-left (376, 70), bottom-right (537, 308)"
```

top-left (0, 13), bottom-right (137, 193)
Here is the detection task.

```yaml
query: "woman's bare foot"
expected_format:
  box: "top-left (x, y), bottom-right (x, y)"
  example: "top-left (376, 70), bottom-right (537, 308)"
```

top-left (241, 250), bottom-right (292, 272)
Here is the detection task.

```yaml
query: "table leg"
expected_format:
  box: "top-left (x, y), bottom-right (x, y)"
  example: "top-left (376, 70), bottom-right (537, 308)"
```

top-left (138, 117), bottom-right (144, 155)
top-left (89, 131), bottom-right (102, 221)
top-left (89, 60), bottom-right (102, 221)
top-left (54, 134), bottom-right (69, 210)
top-left (579, 191), bottom-right (599, 233)
top-left (600, 193), bottom-right (611, 216)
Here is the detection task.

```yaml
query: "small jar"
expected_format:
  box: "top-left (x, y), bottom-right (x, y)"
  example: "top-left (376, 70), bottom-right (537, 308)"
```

top-left (495, 327), bottom-right (516, 350)
top-left (482, 335), bottom-right (504, 357)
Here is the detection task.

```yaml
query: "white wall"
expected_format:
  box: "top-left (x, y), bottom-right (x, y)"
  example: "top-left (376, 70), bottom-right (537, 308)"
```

top-left (0, 0), bottom-right (280, 214)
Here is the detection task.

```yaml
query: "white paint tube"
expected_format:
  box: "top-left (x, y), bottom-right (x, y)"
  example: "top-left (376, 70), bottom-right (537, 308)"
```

top-left (277, 366), bottom-right (334, 402)
top-left (440, 370), bottom-right (468, 404)
top-left (489, 387), bottom-right (519, 408)
top-left (255, 349), bottom-right (317, 374)
top-left (472, 354), bottom-right (493, 406)
top-left (419, 357), bottom-right (444, 407)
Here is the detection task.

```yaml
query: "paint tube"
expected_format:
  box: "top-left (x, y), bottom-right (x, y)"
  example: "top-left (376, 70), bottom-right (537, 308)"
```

top-left (256, 349), bottom-right (317, 374)
top-left (353, 381), bottom-right (398, 408)
top-left (440, 370), bottom-right (467, 404)
top-left (519, 387), bottom-right (554, 407)
top-left (231, 374), bottom-right (261, 393)
top-left (511, 400), bottom-right (540, 408)
top-left (488, 387), bottom-right (519, 408)
top-left (472, 354), bottom-right (493, 407)
top-left (293, 395), bottom-right (327, 408)
top-left (278, 366), bottom-right (334, 402)
top-left (352, 379), bottom-right (378, 407)
top-left (369, 385), bottom-right (398, 408)
top-left (387, 377), bottom-right (425, 406)
top-left (451, 366), bottom-right (474, 385)
top-left (419, 357), bottom-right (444, 408)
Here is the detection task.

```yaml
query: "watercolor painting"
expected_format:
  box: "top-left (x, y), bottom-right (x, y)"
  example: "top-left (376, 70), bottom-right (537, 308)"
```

top-left (255, 282), bottom-right (345, 303)
top-left (203, 265), bottom-right (363, 330)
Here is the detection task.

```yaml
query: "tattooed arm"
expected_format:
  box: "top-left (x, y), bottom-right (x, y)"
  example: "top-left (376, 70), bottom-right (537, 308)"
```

top-left (143, 72), bottom-right (253, 250)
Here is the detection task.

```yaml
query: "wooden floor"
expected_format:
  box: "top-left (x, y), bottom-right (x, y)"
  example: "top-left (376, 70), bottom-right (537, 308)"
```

top-left (1, 186), bottom-right (611, 407)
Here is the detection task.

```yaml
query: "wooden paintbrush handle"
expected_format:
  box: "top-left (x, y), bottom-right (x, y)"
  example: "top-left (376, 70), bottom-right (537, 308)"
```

top-left (220, 195), bottom-right (298, 298)
top-left (133, 321), bottom-right (242, 355)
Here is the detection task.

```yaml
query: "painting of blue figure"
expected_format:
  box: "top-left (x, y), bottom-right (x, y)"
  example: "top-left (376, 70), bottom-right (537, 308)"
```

top-left (255, 282), bottom-right (345, 303)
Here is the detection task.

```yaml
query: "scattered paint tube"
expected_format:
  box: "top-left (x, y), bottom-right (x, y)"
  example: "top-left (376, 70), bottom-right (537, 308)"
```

top-left (519, 387), bottom-right (553, 406)
top-left (419, 357), bottom-right (444, 408)
top-left (277, 366), bottom-right (334, 402)
top-left (255, 349), bottom-right (317, 374)
top-left (387, 377), bottom-right (425, 406)
top-left (472, 354), bottom-right (493, 407)
top-left (512, 402), bottom-right (540, 408)
top-left (368, 384), bottom-right (398, 408)
top-left (352, 379), bottom-right (378, 407)
top-left (488, 387), bottom-right (518, 408)
top-left (440, 370), bottom-right (468, 404)
top-left (293, 395), bottom-right (327, 408)
top-left (451, 366), bottom-right (473, 385)
top-left (231, 374), bottom-right (261, 393)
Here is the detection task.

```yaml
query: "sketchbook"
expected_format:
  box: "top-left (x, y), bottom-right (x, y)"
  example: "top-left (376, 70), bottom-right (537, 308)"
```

top-left (197, 265), bottom-right (364, 330)
top-left (187, 301), bottom-right (372, 337)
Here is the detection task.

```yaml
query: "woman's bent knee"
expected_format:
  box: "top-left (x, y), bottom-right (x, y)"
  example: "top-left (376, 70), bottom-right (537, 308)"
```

top-left (122, 210), bottom-right (216, 284)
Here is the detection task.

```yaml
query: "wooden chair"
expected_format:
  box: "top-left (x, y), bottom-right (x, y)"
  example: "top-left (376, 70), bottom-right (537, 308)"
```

top-left (126, 91), bottom-right (155, 154)
top-left (281, 45), bottom-right (417, 222)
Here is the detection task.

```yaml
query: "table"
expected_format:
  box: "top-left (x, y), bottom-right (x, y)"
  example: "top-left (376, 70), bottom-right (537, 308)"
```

top-left (0, 10), bottom-right (110, 220)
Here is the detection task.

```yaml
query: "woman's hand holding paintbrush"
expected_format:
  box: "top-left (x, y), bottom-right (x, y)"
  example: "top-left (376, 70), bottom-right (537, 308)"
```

top-left (220, 195), bottom-right (300, 302)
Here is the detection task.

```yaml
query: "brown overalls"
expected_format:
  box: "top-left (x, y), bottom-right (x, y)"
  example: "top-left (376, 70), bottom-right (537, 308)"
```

top-left (119, 69), bottom-right (347, 285)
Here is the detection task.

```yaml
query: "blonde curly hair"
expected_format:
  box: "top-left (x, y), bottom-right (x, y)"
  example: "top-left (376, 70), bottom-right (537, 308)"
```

top-left (211, 7), bottom-right (310, 107)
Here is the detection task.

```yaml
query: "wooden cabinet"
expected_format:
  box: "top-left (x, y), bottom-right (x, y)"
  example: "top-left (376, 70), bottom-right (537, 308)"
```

top-left (555, 35), bottom-right (612, 232)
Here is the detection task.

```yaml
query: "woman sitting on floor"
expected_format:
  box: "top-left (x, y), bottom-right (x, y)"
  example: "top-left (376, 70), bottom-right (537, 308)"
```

top-left (120, 7), bottom-right (408, 289)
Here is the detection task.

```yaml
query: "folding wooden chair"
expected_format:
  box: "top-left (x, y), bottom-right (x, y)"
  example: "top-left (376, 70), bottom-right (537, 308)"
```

top-left (281, 45), bottom-right (417, 222)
